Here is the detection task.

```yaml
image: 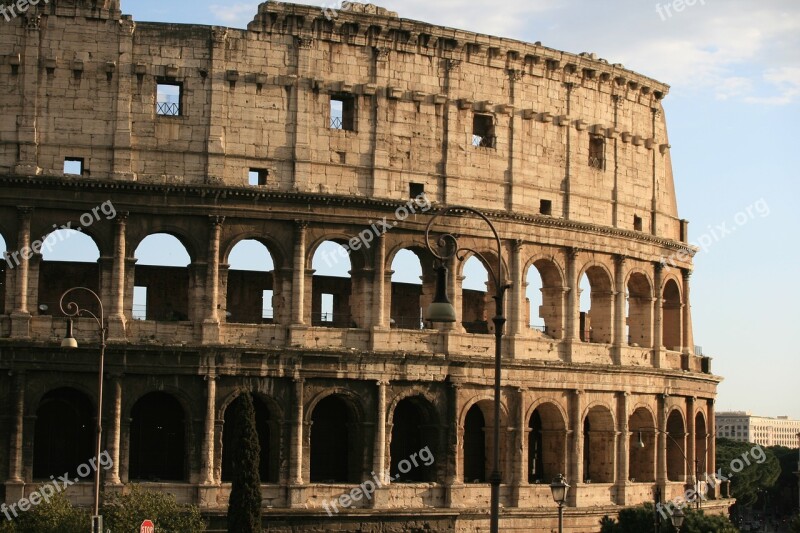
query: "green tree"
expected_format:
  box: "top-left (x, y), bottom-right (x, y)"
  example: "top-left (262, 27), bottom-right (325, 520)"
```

top-left (600, 503), bottom-right (738, 533)
top-left (790, 513), bottom-right (800, 533)
top-left (716, 437), bottom-right (780, 506)
top-left (11, 491), bottom-right (89, 533)
top-left (102, 485), bottom-right (205, 533)
top-left (226, 392), bottom-right (263, 533)
top-left (768, 445), bottom-right (798, 515)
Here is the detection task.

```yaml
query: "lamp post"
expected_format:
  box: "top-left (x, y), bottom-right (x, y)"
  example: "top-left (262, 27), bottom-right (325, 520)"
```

top-left (670, 506), bottom-right (685, 532)
top-left (60, 287), bottom-right (106, 533)
top-left (423, 206), bottom-right (508, 533)
top-left (636, 428), bottom-right (702, 509)
top-left (550, 474), bottom-right (569, 533)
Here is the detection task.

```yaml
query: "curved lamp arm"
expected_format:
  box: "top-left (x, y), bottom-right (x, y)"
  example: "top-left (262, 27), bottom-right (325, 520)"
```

top-left (59, 287), bottom-right (105, 335)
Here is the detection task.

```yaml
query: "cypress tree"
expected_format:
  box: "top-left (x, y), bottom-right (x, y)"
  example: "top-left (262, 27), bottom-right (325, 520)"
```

top-left (226, 392), bottom-right (263, 533)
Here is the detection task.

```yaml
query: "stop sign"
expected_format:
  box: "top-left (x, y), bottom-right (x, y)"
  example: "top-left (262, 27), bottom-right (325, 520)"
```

top-left (140, 520), bottom-right (154, 533)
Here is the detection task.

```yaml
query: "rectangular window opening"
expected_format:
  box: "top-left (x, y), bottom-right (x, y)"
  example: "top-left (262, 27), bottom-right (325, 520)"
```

top-left (540, 199), bottom-right (553, 216)
top-left (321, 293), bottom-right (334, 322)
top-left (249, 168), bottom-right (269, 186)
top-left (262, 289), bottom-right (274, 321)
top-left (472, 114), bottom-right (496, 148)
top-left (330, 94), bottom-right (355, 131)
top-left (157, 82), bottom-right (182, 116)
top-left (409, 182), bottom-right (425, 198)
top-left (633, 215), bottom-right (643, 231)
top-left (589, 135), bottom-right (605, 170)
top-left (133, 286), bottom-right (147, 320)
top-left (63, 158), bottom-right (84, 176)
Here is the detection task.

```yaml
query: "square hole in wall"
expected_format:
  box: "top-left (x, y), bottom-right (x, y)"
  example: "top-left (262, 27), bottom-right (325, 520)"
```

top-left (63, 158), bottom-right (84, 176)
top-left (540, 199), bottom-right (553, 216)
top-left (633, 215), bottom-right (643, 231)
top-left (248, 168), bottom-right (269, 186)
top-left (330, 94), bottom-right (355, 131)
top-left (156, 82), bottom-right (182, 116)
top-left (589, 135), bottom-right (605, 170)
top-left (409, 182), bottom-right (425, 198)
top-left (472, 114), bottom-right (496, 148)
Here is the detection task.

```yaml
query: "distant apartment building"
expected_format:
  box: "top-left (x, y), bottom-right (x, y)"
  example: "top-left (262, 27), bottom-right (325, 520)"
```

top-left (716, 412), bottom-right (800, 448)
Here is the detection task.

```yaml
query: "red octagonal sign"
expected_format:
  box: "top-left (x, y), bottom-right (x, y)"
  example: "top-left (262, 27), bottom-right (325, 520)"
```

top-left (140, 519), bottom-right (154, 533)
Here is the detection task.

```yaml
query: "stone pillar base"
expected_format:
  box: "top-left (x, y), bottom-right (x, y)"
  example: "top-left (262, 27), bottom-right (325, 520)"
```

top-left (369, 486), bottom-right (391, 508)
top-left (196, 484), bottom-right (221, 509)
top-left (288, 485), bottom-right (309, 508)
top-left (4, 481), bottom-right (25, 505)
top-left (288, 325), bottom-right (309, 346)
top-left (107, 315), bottom-right (127, 342)
top-left (13, 163), bottom-right (40, 176)
top-left (201, 320), bottom-right (220, 344)
top-left (9, 312), bottom-right (31, 339)
top-left (369, 326), bottom-right (391, 351)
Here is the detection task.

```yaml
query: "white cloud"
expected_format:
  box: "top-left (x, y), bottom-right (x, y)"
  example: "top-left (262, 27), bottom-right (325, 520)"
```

top-left (209, 3), bottom-right (257, 27)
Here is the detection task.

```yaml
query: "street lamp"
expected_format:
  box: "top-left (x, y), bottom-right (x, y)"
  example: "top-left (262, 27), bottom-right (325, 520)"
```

top-left (550, 474), bottom-right (569, 533)
top-left (636, 428), bottom-right (702, 509)
top-left (60, 287), bottom-right (107, 533)
top-left (424, 206), bottom-right (508, 533)
top-left (670, 506), bottom-right (685, 532)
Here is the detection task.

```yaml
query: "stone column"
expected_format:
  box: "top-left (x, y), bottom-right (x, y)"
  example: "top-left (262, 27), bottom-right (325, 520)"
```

top-left (291, 378), bottom-right (305, 485)
top-left (682, 269), bottom-right (694, 353)
top-left (202, 217), bottom-right (224, 343)
top-left (707, 399), bottom-right (716, 483)
top-left (107, 214), bottom-right (128, 341)
top-left (291, 223), bottom-right (307, 325)
top-left (569, 389), bottom-right (583, 504)
top-left (687, 396), bottom-right (696, 487)
top-left (372, 233), bottom-right (387, 328)
top-left (8, 371), bottom-right (25, 483)
top-left (10, 208), bottom-right (32, 338)
top-left (657, 395), bottom-right (668, 488)
top-left (373, 380), bottom-right (388, 481)
top-left (564, 248), bottom-right (579, 361)
top-left (512, 388), bottom-right (527, 506)
top-left (653, 263), bottom-right (664, 368)
top-left (508, 240), bottom-right (525, 336)
top-left (613, 255), bottom-right (627, 365)
top-left (445, 381), bottom-right (461, 509)
top-left (616, 391), bottom-right (630, 502)
top-left (112, 18), bottom-right (135, 179)
top-left (107, 376), bottom-right (123, 484)
top-left (200, 374), bottom-right (216, 484)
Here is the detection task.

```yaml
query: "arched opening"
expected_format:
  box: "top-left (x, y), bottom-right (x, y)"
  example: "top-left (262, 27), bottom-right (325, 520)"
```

top-left (129, 392), bottom-right (186, 481)
top-left (695, 413), bottom-right (707, 476)
top-left (578, 266), bottom-right (613, 343)
top-left (526, 259), bottom-right (564, 338)
top-left (463, 404), bottom-right (486, 483)
top-left (311, 241), bottom-right (354, 328)
top-left (0, 232), bottom-right (7, 314)
top-left (390, 249), bottom-right (425, 330)
top-left (583, 406), bottom-right (615, 483)
top-left (389, 397), bottom-right (438, 482)
top-left (527, 403), bottom-right (566, 483)
top-left (221, 393), bottom-right (277, 483)
top-left (37, 229), bottom-right (101, 316)
top-left (310, 394), bottom-right (359, 483)
top-left (225, 240), bottom-right (276, 324)
top-left (133, 234), bottom-right (191, 321)
top-left (666, 410), bottom-right (686, 482)
top-left (33, 388), bottom-right (94, 480)
top-left (627, 273), bottom-right (652, 347)
top-left (461, 256), bottom-right (490, 334)
top-left (663, 279), bottom-right (682, 350)
top-left (628, 408), bottom-right (656, 482)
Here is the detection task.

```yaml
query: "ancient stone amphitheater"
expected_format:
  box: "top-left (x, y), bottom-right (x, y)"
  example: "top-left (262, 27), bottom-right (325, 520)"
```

top-left (0, 0), bottom-right (728, 531)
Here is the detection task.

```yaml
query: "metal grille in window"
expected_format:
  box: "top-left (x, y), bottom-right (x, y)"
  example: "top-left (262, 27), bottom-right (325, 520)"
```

top-left (589, 136), bottom-right (605, 170)
top-left (472, 134), bottom-right (496, 148)
top-left (330, 116), bottom-right (343, 129)
top-left (157, 102), bottom-right (180, 116)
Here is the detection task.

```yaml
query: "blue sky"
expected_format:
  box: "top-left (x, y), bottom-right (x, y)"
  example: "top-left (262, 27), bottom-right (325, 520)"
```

top-left (28, 1), bottom-right (800, 417)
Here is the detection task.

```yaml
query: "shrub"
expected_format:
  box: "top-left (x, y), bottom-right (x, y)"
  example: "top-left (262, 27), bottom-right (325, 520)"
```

top-left (102, 485), bottom-right (205, 533)
top-left (11, 490), bottom-right (89, 533)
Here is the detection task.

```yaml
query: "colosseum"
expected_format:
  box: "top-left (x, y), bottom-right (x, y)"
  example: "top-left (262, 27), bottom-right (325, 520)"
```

top-left (0, 0), bottom-right (729, 531)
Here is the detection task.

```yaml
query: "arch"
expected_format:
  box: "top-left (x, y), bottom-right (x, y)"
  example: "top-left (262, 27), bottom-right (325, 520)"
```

top-left (0, 232), bottom-right (8, 314)
top-left (461, 255), bottom-right (490, 334)
top-left (463, 403), bottom-right (487, 483)
top-left (390, 248), bottom-right (426, 329)
top-left (578, 264), bottom-right (614, 344)
top-left (527, 401), bottom-right (567, 483)
top-left (221, 392), bottom-right (278, 483)
top-left (583, 404), bottom-right (615, 483)
top-left (628, 407), bottom-right (656, 482)
top-left (308, 235), bottom-right (369, 271)
top-left (132, 233), bottom-right (192, 321)
top-left (627, 271), bottom-right (653, 347)
top-left (524, 256), bottom-right (565, 338)
top-left (311, 240), bottom-right (356, 328)
top-left (662, 278), bottom-right (682, 350)
top-left (389, 395), bottom-right (439, 482)
top-left (129, 391), bottom-right (187, 482)
top-left (309, 394), bottom-right (360, 483)
top-left (33, 388), bottom-right (94, 480)
top-left (37, 229), bottom-right (102, 316)
top-left (221, 234), bottom-right (286, 271)
top-left (225, 239), bottom-right (277, 324)
top-left (666, 409), bottom-right (687, 482)
top-left (694, 411), bottom-right (708, 474)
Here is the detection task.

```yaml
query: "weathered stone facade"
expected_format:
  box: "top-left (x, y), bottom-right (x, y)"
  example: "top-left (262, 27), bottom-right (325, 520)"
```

top-left (0, 0), bottom-right (727, 530)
